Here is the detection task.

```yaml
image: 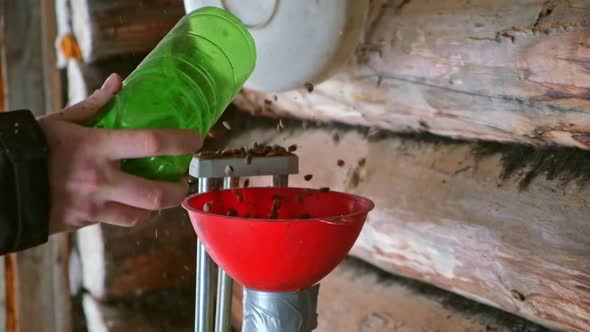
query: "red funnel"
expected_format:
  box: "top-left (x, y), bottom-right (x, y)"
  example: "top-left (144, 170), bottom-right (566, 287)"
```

top-left (182, 187), bottom-right (374, 292)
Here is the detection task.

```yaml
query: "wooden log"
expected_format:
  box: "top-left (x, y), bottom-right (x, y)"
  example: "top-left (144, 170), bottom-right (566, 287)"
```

top-left (0, 5), bottom-right (6, 330)
top-left (66, 55), bottom-right (144, 106)
top-left (70, 0), bottom-right (184, 63)
top-left (2, 1), bottom-right (72, 331)
top-left (65, 35), bottom-right (197, 303)
top-left (217, 109), bottom-right (590, 331)
top-left (82, 288), bottom-right (194, 332)
top-left (0, 256), bottom-right (5, 331)
top-left (77, 208), bottom-right (197, 300)
top-left (234, 0), bottom-right (590, 149)
top-left (230, 258), bottom-right (548, 332)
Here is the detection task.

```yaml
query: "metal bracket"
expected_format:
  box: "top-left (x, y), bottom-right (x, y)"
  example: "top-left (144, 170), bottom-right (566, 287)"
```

top-left (190, 152), bottom-right (299, 332)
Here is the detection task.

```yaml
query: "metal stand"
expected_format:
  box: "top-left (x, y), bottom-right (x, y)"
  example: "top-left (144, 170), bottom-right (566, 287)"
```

top-left (195, 178), bottom-right (221, 332)
top-left (189, 153), bottom-right (304, 332)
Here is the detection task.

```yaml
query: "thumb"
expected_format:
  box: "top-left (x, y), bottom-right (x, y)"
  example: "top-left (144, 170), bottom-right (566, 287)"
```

top-left (57, 73), bottom-right (123, 123)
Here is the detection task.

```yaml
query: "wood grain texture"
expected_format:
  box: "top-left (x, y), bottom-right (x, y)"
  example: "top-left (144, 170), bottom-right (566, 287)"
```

top-left (82, 288), bottom-right (194, 332)
top-left (0, 5), bottom-right (6, 330)
top-left (234, 0), bottom-right (590, 149)
top-left (41, 0), bottom-right (64, 114)
top-left (2, 1), bottom-right (71, 331)
top-left (230, 258), bottom-right (548, 332)
top-left (66, 55), bottom-right (144, 106)
top-left (217, 110), bottom-right (590, 331)
top-left (0, 259), bottom-right (4, 332)
top-left (70, 0), bottom-right (184, 63)
top-left (3, 0), bottom-right (46, 116)
top-left (77, 208), bottom-right (196, 300)
top-left (82, 256), bottom-right (546, 332)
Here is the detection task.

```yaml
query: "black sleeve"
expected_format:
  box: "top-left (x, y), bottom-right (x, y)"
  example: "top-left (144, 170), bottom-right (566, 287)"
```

top-left (0, 110), bottom-right (50, 254)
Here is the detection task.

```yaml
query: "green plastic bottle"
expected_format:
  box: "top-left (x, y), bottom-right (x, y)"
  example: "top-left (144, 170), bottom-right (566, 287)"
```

top-left (90, 6), bottom-right (256, 181)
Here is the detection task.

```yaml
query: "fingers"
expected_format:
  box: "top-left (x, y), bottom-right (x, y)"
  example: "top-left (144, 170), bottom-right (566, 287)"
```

top-left (97, 128), bottom-right (203, 160)
top-left (101, 171), bottom-right (188, 210)
top-left (89, 202), bottom-right (151, 227)
top-left (58, 73), bottom-right (123, 123)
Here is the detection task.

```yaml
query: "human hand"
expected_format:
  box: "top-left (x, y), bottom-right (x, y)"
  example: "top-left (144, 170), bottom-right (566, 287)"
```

top-left (38, 73), bottom-right (203, 234)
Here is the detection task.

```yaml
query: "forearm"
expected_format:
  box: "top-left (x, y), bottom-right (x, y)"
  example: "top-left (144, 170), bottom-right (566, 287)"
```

top-left (0, 110), bottom-right (50, 254)
top-left (0, 74), bottom-right (202, 246)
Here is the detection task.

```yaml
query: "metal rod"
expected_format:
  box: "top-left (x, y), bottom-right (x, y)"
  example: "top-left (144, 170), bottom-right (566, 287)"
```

top-left (215, 177), bottom-right (238, 332)
top-left (196, 241), bottom-right (216, 332)
top-left (241, 173), bottom-right (296, 331)
top-left (272, 175), bottom-right (289, 187)
top-left (196, 178), bottom-right (222, 332)
top-left (224, 177), bottom-right (240, 189)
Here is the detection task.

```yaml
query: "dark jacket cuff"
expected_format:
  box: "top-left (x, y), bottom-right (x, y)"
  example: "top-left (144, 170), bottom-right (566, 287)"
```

top-left (0, 110), bottom-right (50, 254)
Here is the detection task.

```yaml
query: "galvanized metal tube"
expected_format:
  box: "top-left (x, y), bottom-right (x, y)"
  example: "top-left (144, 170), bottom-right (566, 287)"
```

top-left (196, 241), bottom-right (216, 332)
top-left (196, 178), bottom-right (222, 332)
top-left (215, 177), bottom-right (238, 332)
top-left (272, 174), bottom-right (289, 187)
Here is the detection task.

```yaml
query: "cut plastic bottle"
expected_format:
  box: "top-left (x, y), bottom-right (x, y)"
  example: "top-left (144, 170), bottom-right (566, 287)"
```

top-left (89, 6), bottom-right (256, 181)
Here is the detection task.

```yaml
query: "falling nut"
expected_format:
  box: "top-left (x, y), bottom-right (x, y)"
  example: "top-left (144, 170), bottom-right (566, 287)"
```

top-left (304, 82), bottom-right (314, 93)
top-left (232, 189), bottom-right (243, 202)
top-left (337, 159), bottom-right (345, 167)
top-left (268, 209), bottom-right (279, 219)
top-left (368, 127), bottom-right (381, 137)
top-left (332, 133), bottom-right (340, 144)
top-left (272, 199), bottom-right (282, 211)
top-left (319, 187), bottom-right (330, 192)
top-left (296, 192), bottom-right (305, 203)
top-left (304, 174), bottom-right (313, 181)
top-left (288, 144), bottom-right (297, 152)
top-left (279, 119), bottom-right (287, 129)
top-left (245, 153), bottom-right (253, 165)
top-left (225, 165), bottom-right (234, 176)
top-left (511, 289), bottom-right (526, 302)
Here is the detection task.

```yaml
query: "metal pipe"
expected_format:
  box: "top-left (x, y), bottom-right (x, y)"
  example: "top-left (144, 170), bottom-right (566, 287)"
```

top-left (214, 177), bottom-right (238, 332)
top-left (272, 174), bottom-right (289, 187)
top-left (196, 178), bottom-right (222, 332)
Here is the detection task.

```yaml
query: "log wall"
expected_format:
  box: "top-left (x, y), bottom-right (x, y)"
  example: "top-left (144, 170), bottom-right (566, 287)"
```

top-left (2, 1), bottom-right (71, 331)
top-left (70, 0), bottom-right (184, 62)
top-left (77, 209), bottom-right (196, 300)
top-left (232, 258), bottom-right (549, 332)
top-left (235, 0), bottom-right (590, 149)
top-left (62, 0), bottom-right (590, 330)
top-left (218, 110), bottom-right (590, 331)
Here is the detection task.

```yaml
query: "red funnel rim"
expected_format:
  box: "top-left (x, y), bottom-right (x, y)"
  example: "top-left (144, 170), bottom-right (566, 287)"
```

top-left (182, 187), bottom-right (375, 223)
